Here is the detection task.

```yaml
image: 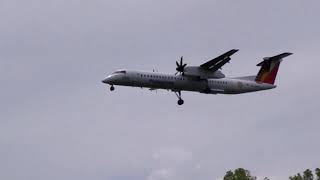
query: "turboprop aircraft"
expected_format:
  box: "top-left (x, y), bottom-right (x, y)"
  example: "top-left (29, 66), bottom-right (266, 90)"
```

top-left (102, 49), bottom-right (292, 105)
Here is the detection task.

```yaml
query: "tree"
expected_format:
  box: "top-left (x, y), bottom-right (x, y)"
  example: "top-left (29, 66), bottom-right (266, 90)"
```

top-left (303, 169), bottom-right (314, 180)
top-left (315, 168), bottom-right (320, 180)
top-left (289, 173), bottom-right (303, 180)
top-left (289, 169), bottom-right (320, 180)
top-left (224, 170), bottom-right (235, 180)
top-left (223, 168), bottom-right (256, 180)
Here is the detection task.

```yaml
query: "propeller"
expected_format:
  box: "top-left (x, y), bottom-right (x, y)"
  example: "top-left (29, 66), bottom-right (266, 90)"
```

top-left (175, 56), bottom-right (187, 75)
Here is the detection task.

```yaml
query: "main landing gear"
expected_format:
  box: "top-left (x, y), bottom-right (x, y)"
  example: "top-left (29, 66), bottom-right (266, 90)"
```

top-left (174, 91), bottom-right (184, 105)
top-left (110, 85), bottom-right (115, 91)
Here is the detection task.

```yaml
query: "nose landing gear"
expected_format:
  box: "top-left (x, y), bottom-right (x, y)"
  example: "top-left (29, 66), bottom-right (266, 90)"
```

top-left (110, 85), bottom-right (115, 91)
top-left (174, 91), bottom-right (184, 105)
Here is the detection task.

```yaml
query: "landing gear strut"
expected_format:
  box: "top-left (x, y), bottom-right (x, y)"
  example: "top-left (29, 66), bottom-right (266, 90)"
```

top-left (174, 91), bottom-right (184, 105)
top-left (110, 85), bottom-right (115, 91)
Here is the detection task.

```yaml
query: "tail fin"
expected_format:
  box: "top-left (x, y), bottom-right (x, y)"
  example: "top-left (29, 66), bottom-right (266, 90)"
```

top-left (255, 52), bottom-right (292, 84)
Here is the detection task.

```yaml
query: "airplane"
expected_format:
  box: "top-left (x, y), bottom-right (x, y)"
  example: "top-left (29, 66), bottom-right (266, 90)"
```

top-left (102, 49), bottom-right (292, 105)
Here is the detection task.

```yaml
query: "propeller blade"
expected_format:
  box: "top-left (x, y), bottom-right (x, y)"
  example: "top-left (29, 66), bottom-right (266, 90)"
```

top-left (176, 61), bottom-right (179, 67)
top-left (175, 56), bottom-right (186, 74)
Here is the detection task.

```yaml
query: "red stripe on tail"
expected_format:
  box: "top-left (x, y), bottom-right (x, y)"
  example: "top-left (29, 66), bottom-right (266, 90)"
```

top-left (262, 63), bottom-right (280, 84)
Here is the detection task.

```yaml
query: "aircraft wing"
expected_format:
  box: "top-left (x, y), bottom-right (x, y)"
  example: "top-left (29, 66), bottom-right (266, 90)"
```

top-left (200, 49), bottom-right (239, 72)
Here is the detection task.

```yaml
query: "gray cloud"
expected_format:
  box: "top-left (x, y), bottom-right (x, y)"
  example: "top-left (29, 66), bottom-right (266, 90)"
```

top-left (1, 0), bottom-right (320, 180)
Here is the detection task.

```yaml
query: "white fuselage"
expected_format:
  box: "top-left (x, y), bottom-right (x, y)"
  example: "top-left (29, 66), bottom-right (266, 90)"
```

top-left (102, 70), bottom-right (276, 94)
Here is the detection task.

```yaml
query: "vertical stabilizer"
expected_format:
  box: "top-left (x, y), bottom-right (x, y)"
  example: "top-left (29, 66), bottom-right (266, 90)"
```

top-left (255, 52), bottom-right (292, 84)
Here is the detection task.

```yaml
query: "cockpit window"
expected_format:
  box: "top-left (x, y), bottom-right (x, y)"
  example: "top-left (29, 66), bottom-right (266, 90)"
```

top-left (113, 70), bottom-right (126, 74)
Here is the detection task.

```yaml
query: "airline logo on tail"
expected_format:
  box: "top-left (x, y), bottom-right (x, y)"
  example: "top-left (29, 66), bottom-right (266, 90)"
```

top-left (255, 52), bottom-right (292, 85)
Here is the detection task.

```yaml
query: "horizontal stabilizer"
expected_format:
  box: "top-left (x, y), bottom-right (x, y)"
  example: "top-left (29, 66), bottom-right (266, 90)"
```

top-left (255, 52), bottom-right (293, 84)
top-left (257, 52), bottom-right (293, 66)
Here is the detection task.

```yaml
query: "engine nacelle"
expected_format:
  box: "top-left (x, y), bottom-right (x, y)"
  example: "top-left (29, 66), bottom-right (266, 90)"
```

top-left (183, 66), bottom-right (225, 79)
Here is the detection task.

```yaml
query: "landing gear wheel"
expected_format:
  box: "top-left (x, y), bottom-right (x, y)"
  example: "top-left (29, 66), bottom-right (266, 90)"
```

top-left (174, 91), bottom-right (184, 105)
top-left (177, 99), bottom-right (184, 105)
top-left (110, 85), bottom-right (115, 91)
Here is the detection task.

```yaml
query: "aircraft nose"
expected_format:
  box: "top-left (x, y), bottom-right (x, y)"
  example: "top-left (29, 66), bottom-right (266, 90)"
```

top-left (102, 77), bottom-right (110, 84)
top-left (102, 75), bottom-right (117, 84)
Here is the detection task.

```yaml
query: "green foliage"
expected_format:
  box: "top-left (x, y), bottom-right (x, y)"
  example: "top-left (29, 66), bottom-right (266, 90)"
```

top-left (289, 169), bottom-right (320, 180)
top-left (223, 168), bottom-right (256, 180)
top-left (224, 170), bottom-right (234, 180)
top-left (303, 169), bottom-right (314, 180)
top-left (289, 173), bottom-right (303, 180)
top-left (315, 168), bottom-right (320, 180)
top-left (223, 167), bottom-right (320, 180)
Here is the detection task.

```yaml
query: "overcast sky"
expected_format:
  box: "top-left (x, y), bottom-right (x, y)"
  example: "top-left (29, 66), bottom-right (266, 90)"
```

top-left (1, 0), bottom-right (320, 180)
